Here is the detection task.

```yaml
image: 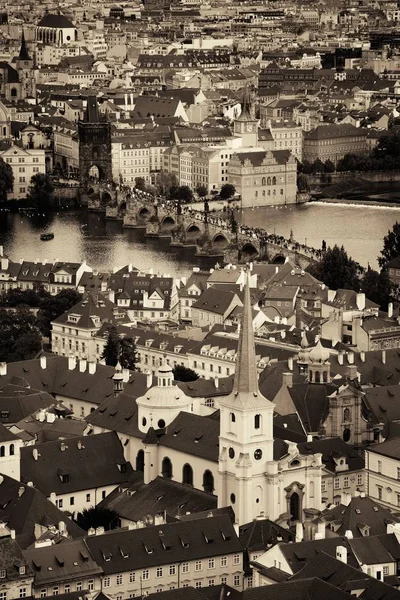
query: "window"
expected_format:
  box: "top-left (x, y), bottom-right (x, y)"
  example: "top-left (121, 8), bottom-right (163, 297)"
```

top-left (233, 554), bottom-right (240, 565)
top-left (233, 575), bottom-right (241, 587)
top-left (76, 582), bottom-right (82, 592)
top-left (130, 572), bottom-right (136, 582)
top-left (86, 493), bottom-right (91, 503)
top-left (156, 567), bottom-right (163, 578)
top-left (64, 586), bottom-right (70, 594)
top-left (396, 493), bottom-right (400, 507)
top-left (230, 412), bottom-right (236, 423)
top-left (142, 569), bottom-right (149, 580)
top-left (357, 473), bottom-right (363, 486)
top-left (0, 570), bottom-right (5, 579)
top-left (208, 558), bottom-right (215, 569)
top-left (0, 593), bottom-right (7, 600)
top-left (103, 578), bottom-right (111, 588)
top-left (321, 480), bottom-right (326, 493)
top-left (195, 560), bottom-right (202, 571)
top-left (221, 577), bottom-right (227, 585)
top-left (343, 476), bottom-right (349, 488)
top-left (195, 582), bottom-right (202, 589)
top-left (254, 414), bottom-right (261, 430)
top-left (40, 591), bottom-right (46, 598)
top-left (334, 478), bottom-right (340, 490)
top-left (10, 445), bottom-right (14, 456)
top-left (209, 579), bottom-right (215, 586)
top-left (52, 588), bottom-right (59, 596)
top-left (182, 563), bottom-right (189, 573)
top-left (88, 580), bottom-right (94, 591)
top-left (220, 556), bottom-right (227, 567)
top-left (169, 565), bottom-right (176, 576)
top-left (19, 589), bottom-right (26, 599)
top-left (57, 499), bottom-right (63, 509)
top-left (378, 460), bottom-right (382, 474)
top-left (70, 497), bottom-right (75, 506)
top-left (377, 486), bottom-right (383, 500)
top-left (116, 575), bottom-right (123, 585)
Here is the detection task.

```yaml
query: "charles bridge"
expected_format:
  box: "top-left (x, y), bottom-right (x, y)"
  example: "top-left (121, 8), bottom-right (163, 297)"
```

top-left (83, 182), bottom-right (320, 268)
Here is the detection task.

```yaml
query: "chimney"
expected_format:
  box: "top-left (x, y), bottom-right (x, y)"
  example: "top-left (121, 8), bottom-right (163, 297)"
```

top-left (10, 529), bottom-right (15, 540)
top-left (388, 302), bottom-right (393, 318)
top-left (336, 545), bottom-right (348, 563)
top-left (360, 350), bottom-right (365, 363)
top-left (77, 440), bottom-right (83, 450)
top-left (288, 356), bottom-right (294, 371)
top-left (60, 442), bottom-right (67, 452)
top-left (317, 520), bottom-right (325, 539)
top-left (88, 527), bottom-right (96, 536)
top-left (79, 359), bottom-right (87, 373)
top-left (338, 351), bottom-right (344, 365)
top-left (295, 521), bottom-right (304, 542)
top-left (18, 486), bottom-right (25, 498)
top-left (146, 370), bottom-right (152, 389)
top-left (88, 362), bottom-right (96, 375)
top-left (214, 376), bottom-right (219, 389)
top-left (344, 529), bottom-right (353, 539)
top-left (347, 351), bottom-right (354, 364)
top-left (356, 293), bottom-right (365, 311)
top-left (282, 372), bottom-right (293, 388)
top-left (328, 289), bottom-right (336, 302)
top-left (58, 521), bottom-right (66, 534)
top-left (50, 492), bottom-right (56, 505)
top-left (382, 349), bottom-right (386, 365)
top-left (40, 355), bottom-right (46, 370)
top-left (68, 356), bottom-right (76, 370)
top-left (0, 362), bottom-right (6, 376)
top-left (33, 448), bottom-right (39, 461)
top-left (341, 492), bottom-right (351, 506)
top-left (95, 526), bottom-right (105, 536)
top-left (108, 290), bottom-right (115, 304)
top-left (346, 364), bottom-right (358, 381)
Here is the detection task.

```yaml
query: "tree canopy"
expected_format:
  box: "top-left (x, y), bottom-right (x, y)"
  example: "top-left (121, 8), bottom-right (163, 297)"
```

top-left (196, 184), bottom-right (208, 198)
top-left (307, 245), bottom-right (361, 291)
top-left (0, 308), bottom-right (42, 362)
top-left (360, 268), bottom-right (393, 311)
top-left (378, 221), bottom-right (400, 270)
top-left (172, 185), bottom-right (194, 204)
top-left (75, 507), bottom-right (120, 531)
top-left (134, 177), bottom-right (146, 191)
top-left (220, 183), bottom-right (236, 200)
top-left (102, 326), bottom-right (137, 370)
top-left (0, 158), bottom-right (14, 202)
top-left (37, 289), bottom-right (83, 338)
top-left (155, 171), bottom-right (178, 199)
top-left (172, 364), bottom-right (199, 382)
top-left (27, 173), bottom-right (54, 210)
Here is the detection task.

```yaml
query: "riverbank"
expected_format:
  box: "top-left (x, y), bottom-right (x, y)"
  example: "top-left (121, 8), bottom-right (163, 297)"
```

top-left (310, 197), bottom-right (400, 209)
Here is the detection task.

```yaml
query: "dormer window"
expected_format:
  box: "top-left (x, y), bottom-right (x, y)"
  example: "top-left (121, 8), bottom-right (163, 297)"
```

top-left (0, 569), bottom-right (6, 579)
top-left (19, 566), bottom-right (26, 575)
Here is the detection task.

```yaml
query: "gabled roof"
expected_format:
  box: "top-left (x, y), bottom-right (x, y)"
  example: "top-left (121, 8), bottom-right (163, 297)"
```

top-left (21, 432), bottom-right (133, 496)
top-left (37, 13), bottom-right (75, 28)
top-left (100, 476), bottom-right (217, 523)
top-left (0, 474), bottom-right (84, 548)
top-left (323, 495), bottom-right (399, 538)
top-left (244, 577), bottom-right (352, 600)
top-left (161, 411), bottom-right (221, 462)
top-left (191, 287), bottom-right (241, 316)
top-left (239, 518), bottom-right (294, 552)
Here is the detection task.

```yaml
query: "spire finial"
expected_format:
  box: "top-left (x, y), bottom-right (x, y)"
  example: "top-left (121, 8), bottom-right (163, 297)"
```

top-left (18, 29), bottom-right (31, 62)
top-left (233, 268), bottom-right (258, 394)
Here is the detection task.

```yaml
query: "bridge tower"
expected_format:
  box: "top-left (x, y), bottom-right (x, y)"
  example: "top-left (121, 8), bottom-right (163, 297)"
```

top-left (78, 97), bottom-right (112, 189)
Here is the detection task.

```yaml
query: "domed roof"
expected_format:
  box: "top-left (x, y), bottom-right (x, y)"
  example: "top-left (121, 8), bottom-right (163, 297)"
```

top-left (137, 383), bottom-right (190, 408)
top-left (308, 340), bottom-right (330, 364)
top-left (38, 13), bottom-right (74, 28)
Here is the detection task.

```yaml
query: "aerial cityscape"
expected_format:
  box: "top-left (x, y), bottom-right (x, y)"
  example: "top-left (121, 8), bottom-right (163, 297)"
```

top-left (2, 1), bottom-right (400, 600)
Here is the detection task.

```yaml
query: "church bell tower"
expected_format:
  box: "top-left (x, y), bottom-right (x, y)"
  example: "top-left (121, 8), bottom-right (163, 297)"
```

top-left (234, 87), bottom-right (259, 148)
top-left (218, 272), bottom-right (275, 525)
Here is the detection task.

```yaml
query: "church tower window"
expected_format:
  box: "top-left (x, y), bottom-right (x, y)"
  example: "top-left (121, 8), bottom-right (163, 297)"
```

top-left (203, 470), bottom-right (214, 493)
top-left (254, 414), bottom-right (261, 430)
top-left (182, 464), bottom-right (193, 486)
top-left (343, 408), bottom-right (350, 422)
top-left (230, 412), bottom-right (236, 423)
top-left (162, 457), bottom-right (173, 478)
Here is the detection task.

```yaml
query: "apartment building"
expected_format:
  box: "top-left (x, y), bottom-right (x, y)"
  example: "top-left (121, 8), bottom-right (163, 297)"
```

top-left (1, 143), bottom-right (45, 199)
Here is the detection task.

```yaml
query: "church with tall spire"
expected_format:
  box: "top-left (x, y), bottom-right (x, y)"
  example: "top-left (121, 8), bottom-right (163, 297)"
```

top-left (233, 86), bottom-right (259, 147)
top-left (88, 269), bottom-right (323, 527)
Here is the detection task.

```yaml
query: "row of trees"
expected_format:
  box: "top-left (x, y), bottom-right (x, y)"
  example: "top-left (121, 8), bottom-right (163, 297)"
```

top-left (135, 174), bottom-right (236, 204)
top-left (0, 288), bottom-right (82, 361)
top-left (307, 222), bottom-right (400, 311)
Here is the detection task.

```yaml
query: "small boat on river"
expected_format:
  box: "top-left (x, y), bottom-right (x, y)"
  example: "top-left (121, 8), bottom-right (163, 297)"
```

top-left (40, 233), bottom-right (54, 241)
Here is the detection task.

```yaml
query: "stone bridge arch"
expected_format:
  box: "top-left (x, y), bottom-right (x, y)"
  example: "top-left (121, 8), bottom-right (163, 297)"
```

top-left (240, 240), bottom-right (259, 260)
top-left (271, 253), bottom-right (286, 264)
top-left (185, 223), bottom-right (202, 242)
top-left (160, 215), bottom-right (176, 234)
top-left (101, 190), bottom-right (114, 209)
top-left (211, 232), bottom-right (230, 250)
top-left (137, 205), bottom-right (152, 224)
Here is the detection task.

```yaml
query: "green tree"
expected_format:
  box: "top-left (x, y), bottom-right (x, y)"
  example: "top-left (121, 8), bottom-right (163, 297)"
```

top-left (311, 159), bottom-right (325, 175)
top-left (361, 268), bottom-right (393, 311)
top-left (156, 171), bottom-right (178, 198)
top-left (374, 127), bottom-right (400, 157)
top-left (173, 185), bottom-right (194, 204)
top-left (26, 173), bottom-right (54, 210)
top-left (173, 364), bottom-right (199, 382)
top-left (0, 308), bottom-right (42, 361)
top-left (379, 221), bottom-right (400, 269)
top-left (101, 326), bottom-right (121, 367)
top-left (119, 336), bottom-right (138, 370)
top-left (134, 177), bottom-right (146, 191)
top-left (196, 184), bottom-right (208, 198)
top-left (75, 507), bottom-right (120, 531)
top-left (0, 158), bottom-right (14, 202)
top-left (307, 245), bottom-right (360, 291)
top-left (220, 183), bottom-right (236, 200)
top-left (37, 289), bottom-right (82, 338)
top-left (101, 327), bottom-right (137, 370)
top-left (299, 160), bottom-right (314, 175)
top-left (324, 159), bottom-right (335, 173)
top-left (297, 174), bottom-right (310, 192)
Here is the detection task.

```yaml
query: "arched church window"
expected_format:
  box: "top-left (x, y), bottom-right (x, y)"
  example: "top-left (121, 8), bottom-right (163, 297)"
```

top-left (10, 88), bottom-right (17, 98)
top-left (254, 414), bottom-right (261, 430)
top-left (136, 449), bottom-right (144, 472)
top-left (343, 408), bottom-right (350, 422)
top-left (255, 191), bottom-right (258, 198)
top-left (162, 456), bottom-right (173, 478)
top-left (309, 481), bottom-right (314, 498)
top-left (230, 412), bottom-right (236, 423)
top-left (182, 463), bottom-right (193, 486)
top-left (9, 444), bottom-right (14, 456)
top-left (142, 417), bottom-right (147, 427)
top-left (230, 493), bottom-right (236, 504)
top-left (0, 446), bottom-right (4, 457)
top-left (315, 371), bottom-right (321, 383)
top-left (323, 371), bottom-right (328, 383)
top-left (203, 470), bottom-right (214, 493)
top-left (343, 428), bottom-right (351, 443)
top-left (229, 447), bottom-right (235, 459)
top-left (272, 176), bottom-right (276, 185)
top-left (261, 177), bottom-right (266, 186)
top-left (290, 492), bottom-right (300, 521)
top-left (267, 177), bottom-right (271, 185)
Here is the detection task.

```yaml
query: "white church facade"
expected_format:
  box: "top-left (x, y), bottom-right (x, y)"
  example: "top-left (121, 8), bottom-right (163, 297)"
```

top-left (87, 274), bottom-right (324, 526)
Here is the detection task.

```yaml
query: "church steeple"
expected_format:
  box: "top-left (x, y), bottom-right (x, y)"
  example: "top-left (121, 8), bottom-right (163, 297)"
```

top-left (233, 86), bottom-right (259, 147)
top-left (18, 31), bottom-right (31, 61)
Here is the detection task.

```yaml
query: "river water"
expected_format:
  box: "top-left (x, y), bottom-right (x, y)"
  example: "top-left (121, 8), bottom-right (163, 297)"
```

top-left (0, 202), bottom-right (399, 276)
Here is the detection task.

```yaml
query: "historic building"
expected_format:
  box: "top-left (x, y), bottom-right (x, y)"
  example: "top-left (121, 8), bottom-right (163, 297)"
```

top-left (35, 13), bottom-right (78, 47)
top-left (78, 97), bottom-right (112, 190)
top-left (227, 149), bottom-right (297, 207)
top-left (233, 87), bottom-right (259, 147)
top-left (303, 124), bottom-right (370, 166)
top-left (0, 143), bottom-right (46, 200)
top-left (0, 34), bottom-right (35, 102)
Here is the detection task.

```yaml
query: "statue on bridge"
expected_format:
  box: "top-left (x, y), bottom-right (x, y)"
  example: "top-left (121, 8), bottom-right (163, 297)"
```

top-left (204, 198), bottom-right (209, 224)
